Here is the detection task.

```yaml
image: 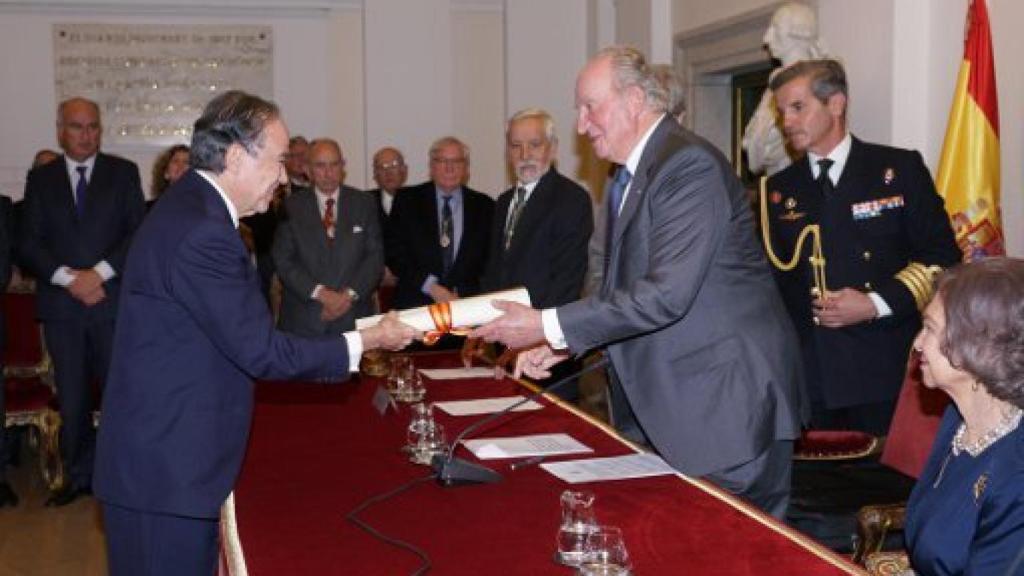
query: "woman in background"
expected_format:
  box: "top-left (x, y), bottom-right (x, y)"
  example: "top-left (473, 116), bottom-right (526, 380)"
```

top-left (905, 257), bottom-right (1024, 576)
top-left (148, 144), bottom-right (190, 209)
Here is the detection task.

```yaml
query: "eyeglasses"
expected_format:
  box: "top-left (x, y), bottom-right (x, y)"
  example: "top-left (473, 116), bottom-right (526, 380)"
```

top-left (375, 160), bottom-right (406, 172)
top-left (431, 157), bottom-right (466, 167)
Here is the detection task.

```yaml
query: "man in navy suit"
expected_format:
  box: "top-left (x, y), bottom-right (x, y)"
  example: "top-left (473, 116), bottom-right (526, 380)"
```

top-left (766, 59), bottom-right (960, 434)
top-left (20, 97), bottom-right (146, 506)
top-left (385, 137), bottom-right (494, 311)
top-left (94, 91), bottom-right (415, 576)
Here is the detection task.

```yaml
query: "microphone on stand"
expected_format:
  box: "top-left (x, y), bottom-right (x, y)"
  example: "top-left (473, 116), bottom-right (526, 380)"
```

top-left (431, 356), bottom-right (610, 487)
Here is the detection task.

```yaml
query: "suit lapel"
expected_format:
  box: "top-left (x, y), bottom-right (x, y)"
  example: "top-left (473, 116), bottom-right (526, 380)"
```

top-left (53, 157), bottom-right (77, 221)
top-left (506, 171), bottom-right (552, 257)
top-left (612, 117), bottom-right (674, 247)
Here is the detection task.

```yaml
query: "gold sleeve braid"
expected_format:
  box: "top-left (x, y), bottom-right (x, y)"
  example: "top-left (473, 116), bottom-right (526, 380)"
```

top-left (894, 262), bottom-right (944, 310)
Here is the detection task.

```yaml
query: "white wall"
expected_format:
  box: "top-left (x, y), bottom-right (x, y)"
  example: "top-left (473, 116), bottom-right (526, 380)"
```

top-left (0, 0), bottom-right (595, 202)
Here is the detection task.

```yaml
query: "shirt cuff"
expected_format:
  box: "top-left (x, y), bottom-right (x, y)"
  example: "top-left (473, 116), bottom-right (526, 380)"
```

top-left (311, 284), bottom-right (324, 300)
top-left (94, 261), bottom-right (115, 281)
top-left (421, 274), bottom-right (439, 296)
top-left (51, 266), bottom-right (76, 287)
top-left (541, 308), bottom-right (568, 350)
top-left (342, 331), bottom-right (363, 373)
top-left (867, 292), bottom-right (892, 318)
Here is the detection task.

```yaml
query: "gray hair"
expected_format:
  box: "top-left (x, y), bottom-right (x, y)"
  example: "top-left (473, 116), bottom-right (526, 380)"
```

top-left (429, 136), bottom-right (470, 163)
top-left (596, 45), bottom-right (669, 114)
top-left (769, 59), bottom-right (847, 105)
top-left (190, 90), bottom-right (280, 174)
top-left (57, 97), bottom-right (101, 126)
top-left (507, 108), bottom-right (557, 143)
top-left (650, 64), bottom-right (686, 118)
top-left (937, 258), bottom-right (1024, 408)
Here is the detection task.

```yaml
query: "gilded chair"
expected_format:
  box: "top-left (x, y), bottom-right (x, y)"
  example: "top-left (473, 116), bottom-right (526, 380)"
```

top-left (3, 288), bottom-right (63, 490)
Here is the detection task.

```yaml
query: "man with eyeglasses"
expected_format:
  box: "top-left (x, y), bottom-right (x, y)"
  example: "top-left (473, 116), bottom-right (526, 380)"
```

top-left (273, 138), bottom-right (382, 335)
top-left (369, 146), bottom-right (408, 220)
top-left (385, 136), bottom-right (493, 316)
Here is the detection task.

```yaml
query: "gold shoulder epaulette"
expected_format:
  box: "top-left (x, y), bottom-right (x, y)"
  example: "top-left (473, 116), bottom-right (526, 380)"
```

top-left (895, 262), bottom-right (944, 310)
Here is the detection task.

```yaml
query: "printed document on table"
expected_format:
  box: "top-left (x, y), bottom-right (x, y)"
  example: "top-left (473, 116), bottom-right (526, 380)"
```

top-left (540, 453), bottom-right (677, 484)
top-left (434, 396), bottom-right (543, 416)
top-left (461, 433), bottom-right (592, 459)
top-left (419, 367), bottom-right (495, 380)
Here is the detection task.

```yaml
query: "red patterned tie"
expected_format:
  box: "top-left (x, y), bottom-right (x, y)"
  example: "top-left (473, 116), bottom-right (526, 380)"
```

top-left (323, 197), bottom-right (336, 242)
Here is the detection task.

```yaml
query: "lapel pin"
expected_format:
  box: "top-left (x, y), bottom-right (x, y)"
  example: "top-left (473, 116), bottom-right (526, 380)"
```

top-left (770, 190), bottom-right (783, 204)
top-left (784, 197), bottom-right (797, 210)
top-left (883, 167), bottom-right (895, 185)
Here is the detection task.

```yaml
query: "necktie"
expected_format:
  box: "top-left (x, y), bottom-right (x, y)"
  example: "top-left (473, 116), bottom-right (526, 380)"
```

top-left (323, 197), bottom-right (336, 242)
top-left (503, 186), bottom-right (527, 251)
top-left (607, 166), bottom-right (632, 233)
top-left (816, 158), bottom-right (835, 195)
top-left (75, 165), bottom-right (88, 217)
top-left (441, 195), bottom-right (454, 276)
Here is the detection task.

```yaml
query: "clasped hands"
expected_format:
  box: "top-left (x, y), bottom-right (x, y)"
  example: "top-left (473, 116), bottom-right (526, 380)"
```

top-left (812, 288), bottom-right (878, 328)
top-left (67, 269), bottom-right (106, 306)
top-left (469, 300), bottom-right (569, 380)
top-left (316, 287), bottom-right (354, 322)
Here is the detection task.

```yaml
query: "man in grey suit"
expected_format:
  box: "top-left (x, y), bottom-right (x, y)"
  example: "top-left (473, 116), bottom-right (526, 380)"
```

top-left (474, 46), bottom-right (805, 518)
top-left (272, 138), bottom-right (383, 336)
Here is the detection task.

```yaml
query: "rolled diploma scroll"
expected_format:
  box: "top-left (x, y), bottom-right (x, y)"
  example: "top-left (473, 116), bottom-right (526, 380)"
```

top-left (355, 287), bottom-right (531, 332)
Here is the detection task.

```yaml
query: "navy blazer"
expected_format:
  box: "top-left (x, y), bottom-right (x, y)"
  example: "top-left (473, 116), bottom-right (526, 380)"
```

top-left (385, 181), bottom-right (494, 309)
top-left (481, 168), bottom-right (593, 309)
top-left (766, 138), bottom-right (960, 408)
top-left (94, 170), bottom-right (350, 519)
top-left (19, 153), bottom-right (145, 321)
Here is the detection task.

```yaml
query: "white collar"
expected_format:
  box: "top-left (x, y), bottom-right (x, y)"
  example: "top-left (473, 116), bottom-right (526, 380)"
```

top-left (807, 132), bottom-right (852, 185)
top-left (196, 170), bottom-right (240, 228)
top-left (624, 114), bottom-right (666, 177)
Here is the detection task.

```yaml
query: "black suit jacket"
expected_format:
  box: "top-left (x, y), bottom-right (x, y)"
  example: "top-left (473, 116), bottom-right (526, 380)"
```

top-left (385, 182), bottom-right (494, 309)
top-left (19, 153), bottom-right (145, 321)
top-left (481, 168), bottom-right (593, 308)
top-left (766, 137), bottom-right (960, 408)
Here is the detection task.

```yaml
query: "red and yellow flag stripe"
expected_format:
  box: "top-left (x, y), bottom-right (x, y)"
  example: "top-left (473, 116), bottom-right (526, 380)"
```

top-left (936, 0), bottom-right (1002, 261)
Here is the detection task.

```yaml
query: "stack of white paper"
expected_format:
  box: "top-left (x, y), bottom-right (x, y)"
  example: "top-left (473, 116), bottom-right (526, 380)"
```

top-left (461, 433), bottom-right (592, 459)
top-left (434, 397), bottom-right (543, 416)
top-left (539, 453), bottom-right (676, 484)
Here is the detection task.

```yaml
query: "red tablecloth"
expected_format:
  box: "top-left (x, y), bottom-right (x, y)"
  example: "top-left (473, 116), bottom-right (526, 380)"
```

top-left (234, 353), bottom-right (861, 575)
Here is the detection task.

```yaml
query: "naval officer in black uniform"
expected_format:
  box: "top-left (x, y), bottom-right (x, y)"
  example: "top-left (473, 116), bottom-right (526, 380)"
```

top-left (765, 59), bottom-right (960, 435)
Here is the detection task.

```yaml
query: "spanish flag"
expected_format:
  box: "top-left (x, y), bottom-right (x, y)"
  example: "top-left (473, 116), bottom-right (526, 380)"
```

top-left (936, 0), bottom-right (1002, 261)
top-left (881, 0), bottom-right (1002, 479)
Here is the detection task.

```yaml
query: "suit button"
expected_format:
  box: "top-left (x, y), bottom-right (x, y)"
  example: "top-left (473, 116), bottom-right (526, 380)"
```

top-left (864, 282), bottom-right (872, 290)
top-left (862, 251), bottom-right (872, 261)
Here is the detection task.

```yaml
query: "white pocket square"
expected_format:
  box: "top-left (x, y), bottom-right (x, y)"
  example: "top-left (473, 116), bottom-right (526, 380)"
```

top-left (352, 225), bottom-right (364, 233)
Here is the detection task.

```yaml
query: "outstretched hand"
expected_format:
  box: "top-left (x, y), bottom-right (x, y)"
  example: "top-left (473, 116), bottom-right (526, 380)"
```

top-left (470, 300), bottom-right (546, 350)
top-left (360, 312), bottom-right (419, 351)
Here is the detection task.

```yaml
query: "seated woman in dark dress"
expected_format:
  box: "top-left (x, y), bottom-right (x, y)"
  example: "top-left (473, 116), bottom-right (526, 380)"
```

top-left (904, 257), bottom-right (1024, 576)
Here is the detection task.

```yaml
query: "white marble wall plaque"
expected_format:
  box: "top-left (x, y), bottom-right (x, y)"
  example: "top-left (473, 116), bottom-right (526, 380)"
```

top-left (54, 23), bottom-right (273, 147)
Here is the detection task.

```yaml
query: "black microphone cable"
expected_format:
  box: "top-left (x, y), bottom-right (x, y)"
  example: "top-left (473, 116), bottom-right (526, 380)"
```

top-left (345, 472), bottom-right (437, 576)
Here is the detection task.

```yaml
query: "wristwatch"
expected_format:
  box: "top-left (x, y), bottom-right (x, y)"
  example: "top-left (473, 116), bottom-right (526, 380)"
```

top-left (345, 287), bottom-right (360, 302)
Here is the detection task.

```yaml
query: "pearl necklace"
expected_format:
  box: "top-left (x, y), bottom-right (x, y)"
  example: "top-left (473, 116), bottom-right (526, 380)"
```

top-left (951, 405), bottom-right (1023, 457)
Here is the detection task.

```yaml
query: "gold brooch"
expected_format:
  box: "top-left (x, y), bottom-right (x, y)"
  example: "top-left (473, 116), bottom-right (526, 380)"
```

top-left (973, 474), bottom-right (989, 503)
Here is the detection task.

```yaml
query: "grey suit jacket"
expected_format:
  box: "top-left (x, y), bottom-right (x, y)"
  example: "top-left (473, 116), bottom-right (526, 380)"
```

top-left (557, 117), bottom-right (807, 477)
top-left (273, 186), bottom-right (383, 336)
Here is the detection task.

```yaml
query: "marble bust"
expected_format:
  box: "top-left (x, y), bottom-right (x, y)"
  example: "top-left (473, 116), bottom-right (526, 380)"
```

top-left (742, 2), bottom-right (829, 176)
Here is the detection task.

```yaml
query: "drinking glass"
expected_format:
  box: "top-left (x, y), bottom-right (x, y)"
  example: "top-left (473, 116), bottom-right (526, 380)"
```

top-left (577, 525), bottom-right (632, 576)
top-left (556, 490), bottom-right (598, 566)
